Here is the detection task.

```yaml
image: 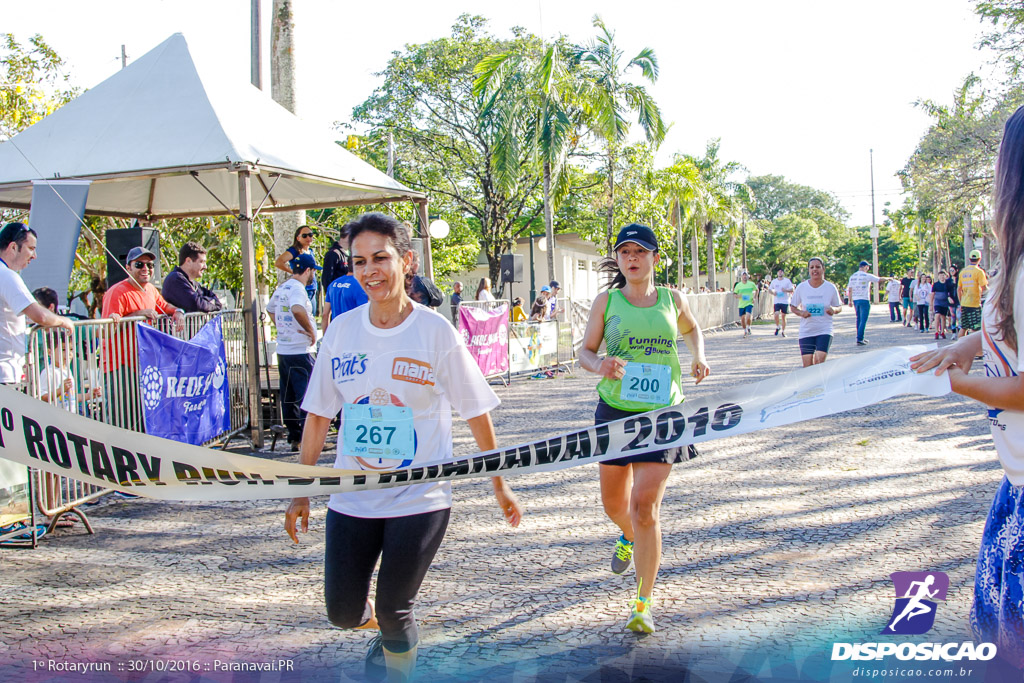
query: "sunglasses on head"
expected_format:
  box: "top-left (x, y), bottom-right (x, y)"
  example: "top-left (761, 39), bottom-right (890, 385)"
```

top-left (132, 261), bottom-right (154, 270)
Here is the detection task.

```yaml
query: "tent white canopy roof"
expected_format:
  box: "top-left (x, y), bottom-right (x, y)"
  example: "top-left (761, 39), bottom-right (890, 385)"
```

top-left (0, 33), bottom-right (423, 219)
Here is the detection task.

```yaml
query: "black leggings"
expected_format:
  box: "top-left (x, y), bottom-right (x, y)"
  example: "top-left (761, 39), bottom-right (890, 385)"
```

top-left (325, 507), bottom-right (450, 653)
top-left (917, 305), bottom-right (930, 331)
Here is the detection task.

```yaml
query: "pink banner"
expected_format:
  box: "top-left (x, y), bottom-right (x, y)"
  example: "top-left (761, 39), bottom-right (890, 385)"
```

top-left (458, 304), bottom-right (509, 376)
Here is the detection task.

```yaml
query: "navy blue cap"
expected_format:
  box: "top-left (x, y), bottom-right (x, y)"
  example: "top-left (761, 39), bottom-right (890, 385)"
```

top-left (290, 253), bottom-right (322, 272)
top-left (613, 224), bottom-right (658, 251)
top-left (859, 260), bottom-right (870, 268)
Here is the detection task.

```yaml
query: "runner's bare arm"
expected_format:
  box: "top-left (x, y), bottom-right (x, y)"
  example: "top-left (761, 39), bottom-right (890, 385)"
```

top-left (321, 303), bottom-right (332, 334)
top-left (466, 412), bottom-right (522, 528)
top-left (579, 291), bottom-right (625, 379)
top-left (672, 289), bottom-right (710, 384)
top-left (284, 412), bottom-right (332, 543)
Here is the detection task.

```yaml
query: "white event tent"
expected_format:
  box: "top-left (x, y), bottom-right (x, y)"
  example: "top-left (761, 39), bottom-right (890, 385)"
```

top-left (0, 33), bottom-right (429, 446)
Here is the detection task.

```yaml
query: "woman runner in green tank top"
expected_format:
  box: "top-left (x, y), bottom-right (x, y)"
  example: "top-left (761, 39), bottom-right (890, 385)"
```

top-left (580, 224), bottom-right (711, 634)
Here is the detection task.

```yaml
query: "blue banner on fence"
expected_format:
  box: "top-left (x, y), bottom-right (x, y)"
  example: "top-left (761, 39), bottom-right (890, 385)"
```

top-left (136, 317), bottom-right (230, 445)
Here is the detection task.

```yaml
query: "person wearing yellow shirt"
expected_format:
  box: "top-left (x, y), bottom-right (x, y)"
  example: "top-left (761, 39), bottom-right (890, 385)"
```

top-left (511, 297), bottom-right (527, 322)
top-left (958, 250), bottom-right (989, 338)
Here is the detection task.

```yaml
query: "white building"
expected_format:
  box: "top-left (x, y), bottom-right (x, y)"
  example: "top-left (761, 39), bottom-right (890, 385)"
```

top-left (458, 232), bottom-right (606, 303)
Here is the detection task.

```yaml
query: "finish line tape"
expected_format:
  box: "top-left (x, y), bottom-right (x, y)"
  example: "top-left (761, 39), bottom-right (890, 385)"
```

top-left (0, 345), bottom-right (949, 501)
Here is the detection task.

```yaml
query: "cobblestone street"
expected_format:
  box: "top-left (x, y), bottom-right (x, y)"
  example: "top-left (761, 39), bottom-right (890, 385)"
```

top-left (0, 305), bottom-right (1002, 681)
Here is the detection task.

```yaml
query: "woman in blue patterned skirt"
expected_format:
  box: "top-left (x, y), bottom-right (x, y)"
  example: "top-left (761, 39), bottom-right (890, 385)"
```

top-left (912, 106), bottom-right (1024, 668)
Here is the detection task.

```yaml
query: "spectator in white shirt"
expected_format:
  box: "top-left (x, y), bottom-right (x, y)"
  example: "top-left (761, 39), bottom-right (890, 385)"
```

top-left (0, 223), bottom-right (74, 385)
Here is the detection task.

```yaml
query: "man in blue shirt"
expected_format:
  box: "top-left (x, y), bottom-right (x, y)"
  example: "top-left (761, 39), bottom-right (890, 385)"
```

top-left (321, 264), bottom-right (368, 333)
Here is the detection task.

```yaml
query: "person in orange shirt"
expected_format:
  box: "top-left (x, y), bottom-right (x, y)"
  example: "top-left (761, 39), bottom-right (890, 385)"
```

top-left (957, 250), bottom-right (989, 338)
top-left (101, 246), bottom-right (183, 431)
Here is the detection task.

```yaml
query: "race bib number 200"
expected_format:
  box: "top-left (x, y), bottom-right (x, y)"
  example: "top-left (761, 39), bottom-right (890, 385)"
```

top-left (620, 363), bottom-right (671, 404)
top-left (342, 404), bottom-right (415, 460)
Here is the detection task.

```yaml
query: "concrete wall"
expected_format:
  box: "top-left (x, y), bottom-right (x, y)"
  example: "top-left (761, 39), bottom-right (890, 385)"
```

top-left (685, 290), bottom-right (774, 331)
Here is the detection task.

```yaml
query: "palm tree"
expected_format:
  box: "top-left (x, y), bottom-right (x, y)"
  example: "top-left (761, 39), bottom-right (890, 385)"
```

top-left (655, 156), bottom-right (708, 288)
top-left (474, 40), bottom-right (578, 284)
top-left (681, 140), bottom-right (749, 289)
top-left (574, 15), bottom-right (666, 250)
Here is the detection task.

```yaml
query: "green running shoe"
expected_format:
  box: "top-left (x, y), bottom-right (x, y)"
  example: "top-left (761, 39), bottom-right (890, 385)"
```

top-left (626, 595), bottom-right (655, 633)
top-left (611, 535), bottom-right (634, 574)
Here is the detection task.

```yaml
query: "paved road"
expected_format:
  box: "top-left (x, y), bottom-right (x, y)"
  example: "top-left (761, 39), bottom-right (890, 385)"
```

top-left (0, 304), bottom-right (1002, 681)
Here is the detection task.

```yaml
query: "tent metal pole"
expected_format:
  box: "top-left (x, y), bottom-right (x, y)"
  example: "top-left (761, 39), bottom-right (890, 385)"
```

top-left (238, 169), bottom-right (264, 448)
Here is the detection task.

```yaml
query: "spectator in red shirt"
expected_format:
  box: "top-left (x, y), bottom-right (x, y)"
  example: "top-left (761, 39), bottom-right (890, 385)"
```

top-left (103, 247), bottom-right (182, 325)
top-left (101, 246), bottom-right (183, 431)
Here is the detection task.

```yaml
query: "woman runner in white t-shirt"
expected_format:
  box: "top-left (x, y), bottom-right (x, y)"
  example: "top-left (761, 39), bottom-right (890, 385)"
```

top-left (285, 213), bottom-right (521, 682)
top-left (912, 105), bottom-right (1024, 669)
top-left (789, 257), bottom-right (843, 367)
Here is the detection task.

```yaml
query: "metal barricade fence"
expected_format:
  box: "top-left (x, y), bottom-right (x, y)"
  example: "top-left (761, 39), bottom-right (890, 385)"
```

top-left (23, 310), bottom-right (249, 530)
top-left (457, 299), bottom-right (510, 316)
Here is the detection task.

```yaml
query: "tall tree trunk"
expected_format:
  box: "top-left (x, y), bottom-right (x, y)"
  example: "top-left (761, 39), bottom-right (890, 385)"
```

top-left (963, 212), bottom-right (972, 265)
top-left (741, 219), bottom-right (747, 271)
top-left (705, 221), bottom-right (716, 291)
top-left (271, 0), bottom-right (304, 283)
top-left (724, 231), bottom-right (737, 270)
top-left (673, 200), bottom-right (683, 286)
top-left (544, 160), bottom-right (555, 287)
top-left (690, 220), bottom-right (700, 292)
top-left (605, 150), bottom-right (615, 252)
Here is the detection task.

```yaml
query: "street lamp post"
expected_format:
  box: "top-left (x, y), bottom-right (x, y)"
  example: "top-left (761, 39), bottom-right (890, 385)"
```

top-left (528, 233), bottom-right (547, 303)
top-left (870, 149), bottom-right (879, 304)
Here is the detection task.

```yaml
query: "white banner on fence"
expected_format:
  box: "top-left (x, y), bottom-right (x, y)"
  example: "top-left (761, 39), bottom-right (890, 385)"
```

top-left (509, 322), bottom-right (559, 372)
top-left (0, 345), bottom-right (949, 502)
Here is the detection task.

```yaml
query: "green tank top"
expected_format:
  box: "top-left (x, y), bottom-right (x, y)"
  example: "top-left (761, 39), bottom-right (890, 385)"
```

top-left (597, 287), bottom-right (685, 411)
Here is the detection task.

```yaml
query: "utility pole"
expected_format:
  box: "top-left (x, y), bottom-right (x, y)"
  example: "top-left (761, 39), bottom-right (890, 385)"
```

top-left (121, 45), bottom-right (127, 69)
top-left (271, 0), bottom-right (305, 283)
top-left (251, 0), bottom-right (262, 89)
top-left (870, 149), bottom-right (879, 303)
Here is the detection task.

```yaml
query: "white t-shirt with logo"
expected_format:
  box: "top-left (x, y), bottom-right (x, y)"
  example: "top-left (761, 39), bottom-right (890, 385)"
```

top-left (0, 261), bottom-right (35, 383)
top-left (915, 283), bottom-right (932, 306)
top-left (791, 280), bottom-right (842, 339)
top-left (302, 303), bottom-right (500, 518)
top-left (269, 279), bottom-right (314, 355)
top-left (847, 270), bottom-right (881, 301)
top-left (885, 280), bottom-right (902, 303)
top-left (769, 278), bottom-right (794, 304)
top-left (981, 261), bottom-right (1024, 485)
